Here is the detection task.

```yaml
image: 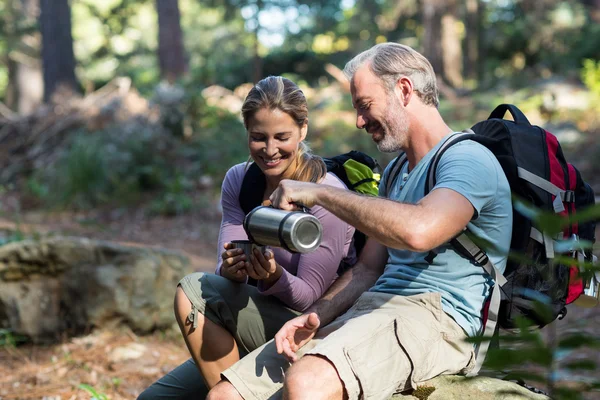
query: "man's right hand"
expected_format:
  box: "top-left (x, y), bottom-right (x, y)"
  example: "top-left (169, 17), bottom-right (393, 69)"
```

top-left (274, 312), bottom-right (320, 362)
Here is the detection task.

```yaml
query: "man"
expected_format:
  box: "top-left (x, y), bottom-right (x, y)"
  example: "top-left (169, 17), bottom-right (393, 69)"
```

top-left (206, 43), bottom-right (512, 400)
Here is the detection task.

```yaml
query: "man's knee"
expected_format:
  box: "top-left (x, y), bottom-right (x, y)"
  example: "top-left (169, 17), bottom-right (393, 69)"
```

top-left (284, 355), bottom-right (344, 400)
top-left (206, 380), bottom-right (242, 400)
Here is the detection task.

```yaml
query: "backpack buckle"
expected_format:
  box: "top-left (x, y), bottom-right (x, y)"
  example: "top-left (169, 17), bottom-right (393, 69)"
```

top-left (474, 250), bottom-right (489, 265)
top-left (562, 190), bottom-right (575, 203)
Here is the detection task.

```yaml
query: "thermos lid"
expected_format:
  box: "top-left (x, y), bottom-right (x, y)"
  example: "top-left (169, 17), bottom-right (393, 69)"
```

top-left (289, 213), bottom-right (322, 253)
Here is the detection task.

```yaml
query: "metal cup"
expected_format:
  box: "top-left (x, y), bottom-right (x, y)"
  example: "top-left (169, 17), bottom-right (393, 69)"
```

top-left (230, 240), bottom-right (266, 259)
top-left (243, 206), bottom-right (322, 253)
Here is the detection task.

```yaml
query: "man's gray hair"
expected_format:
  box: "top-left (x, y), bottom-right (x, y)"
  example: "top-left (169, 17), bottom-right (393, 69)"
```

top-left (343, 43), bottom-right (439, 108)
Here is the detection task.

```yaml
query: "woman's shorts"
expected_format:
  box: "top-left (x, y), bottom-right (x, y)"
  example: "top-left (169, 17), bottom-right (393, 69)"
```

top-left (178, 272), bottom-right (301, 354)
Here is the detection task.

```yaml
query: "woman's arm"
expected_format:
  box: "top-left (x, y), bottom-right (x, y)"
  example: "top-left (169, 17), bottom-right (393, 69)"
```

top-left (215, 164), bottom-right (249, 280)
top-left (257, 199), bottom-right (354, 311)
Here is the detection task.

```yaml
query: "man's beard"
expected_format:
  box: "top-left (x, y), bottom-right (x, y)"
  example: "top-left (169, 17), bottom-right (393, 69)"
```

top-left (375, 95), bottom-right (409, 153)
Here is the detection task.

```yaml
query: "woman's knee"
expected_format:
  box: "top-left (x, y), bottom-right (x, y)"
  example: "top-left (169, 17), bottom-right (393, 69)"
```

top-left (174, 285), bottom-right (193, 325)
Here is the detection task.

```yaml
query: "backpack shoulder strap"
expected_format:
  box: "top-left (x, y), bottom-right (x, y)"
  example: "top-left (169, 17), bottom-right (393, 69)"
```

top-left (384, 152), bottom-right (408, 197)
top-left (424, 130), bottom-right (476, 195)
top-left (239, 162), bottom-right (267, 215)
top-left (424, 130), bottom-right (509, 376)
top-left (454, 232), bottom-right (507, 377)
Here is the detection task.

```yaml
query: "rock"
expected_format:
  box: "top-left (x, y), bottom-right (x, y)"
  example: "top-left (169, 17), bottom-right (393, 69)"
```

top-left (393, 375), bottom-right (549, 399)
top-left (109, 343), bottom-right (148, 362)
top-left (0, 237), bottom-right (192, 342)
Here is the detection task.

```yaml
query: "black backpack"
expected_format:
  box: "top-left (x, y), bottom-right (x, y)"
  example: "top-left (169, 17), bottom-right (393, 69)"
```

top-left (239, 151), bottom-right (381, 271)
top-left (387, 104), bottom-right (597, 374)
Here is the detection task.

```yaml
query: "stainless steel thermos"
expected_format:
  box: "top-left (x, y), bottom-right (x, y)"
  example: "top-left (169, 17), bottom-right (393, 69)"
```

top-left (243, 206), bottom-right (323, 253)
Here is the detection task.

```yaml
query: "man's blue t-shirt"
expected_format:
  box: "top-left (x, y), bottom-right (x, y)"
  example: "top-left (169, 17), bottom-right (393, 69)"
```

top-left (370, 134), bottom-right (512, 337)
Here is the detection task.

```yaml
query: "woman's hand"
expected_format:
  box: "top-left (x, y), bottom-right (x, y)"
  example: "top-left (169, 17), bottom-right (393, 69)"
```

top-left (245, 248), bottom-right (282, 284)
top-left (220, 242), bottom-right (248, 282)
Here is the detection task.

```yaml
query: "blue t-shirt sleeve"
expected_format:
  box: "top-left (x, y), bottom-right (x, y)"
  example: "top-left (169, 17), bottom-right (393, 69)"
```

top-left (432, 141), bottom-right (499, 219)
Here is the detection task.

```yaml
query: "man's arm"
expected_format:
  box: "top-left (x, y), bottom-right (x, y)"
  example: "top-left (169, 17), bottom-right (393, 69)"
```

top-left (305, 238), bottom-right (388, 326)
top-left (270, 181), bottom-right (474, 253)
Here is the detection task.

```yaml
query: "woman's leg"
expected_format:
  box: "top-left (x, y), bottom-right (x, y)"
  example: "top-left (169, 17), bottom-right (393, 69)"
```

top-left (136, 358), bottom-right (208, 400)
top-left (174, 273), bottom-right (301, 391)
top-left (174, 286), bottom-right (240, 388)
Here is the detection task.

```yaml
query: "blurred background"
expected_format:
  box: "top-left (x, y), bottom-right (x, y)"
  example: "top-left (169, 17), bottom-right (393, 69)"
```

top-left (0, 0), bottom-right (599, 398)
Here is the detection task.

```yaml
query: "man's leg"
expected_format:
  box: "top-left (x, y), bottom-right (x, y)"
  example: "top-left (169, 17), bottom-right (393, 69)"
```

top-left (283, 355), bottom-right (345, 400)
top-left (174, 285), bottom-right (240, 388)
top-left (206, 380), bottom-right (244, 400)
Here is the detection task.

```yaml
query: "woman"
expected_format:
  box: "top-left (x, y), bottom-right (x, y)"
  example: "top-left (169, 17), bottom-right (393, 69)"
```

top-left (139, 76), bottom-right (356, 399)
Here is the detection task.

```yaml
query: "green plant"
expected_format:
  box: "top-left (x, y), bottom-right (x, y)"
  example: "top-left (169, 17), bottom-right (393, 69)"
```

top-left (0, 329), bottom-right (28, 347)
top-left (78, 384), bottom-right (109, 400)
top-left (470, 201), bottom-right (600, 400)
top-left (581, 59), bottom-right (600, 99)
top-left (149, 174), bottom-right (194, 216)
top-left (51, 134), bottom-right (112, 208)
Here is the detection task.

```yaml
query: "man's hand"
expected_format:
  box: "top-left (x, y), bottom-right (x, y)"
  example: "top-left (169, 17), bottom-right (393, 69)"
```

top-left (220, 242), bottom-right (248, 282)
top-left (274, 312), bottom-right (320, 362)
top-left (270, 180), bottom-right (321, 211)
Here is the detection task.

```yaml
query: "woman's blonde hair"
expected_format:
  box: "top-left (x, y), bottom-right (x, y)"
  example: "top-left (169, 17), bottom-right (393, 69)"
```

top-left (241, 76), bottom-right (326, 183)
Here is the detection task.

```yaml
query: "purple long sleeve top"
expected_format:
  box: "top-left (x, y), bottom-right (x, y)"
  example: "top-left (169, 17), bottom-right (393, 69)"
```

top-left (215, 163), bottom-right (357, 311)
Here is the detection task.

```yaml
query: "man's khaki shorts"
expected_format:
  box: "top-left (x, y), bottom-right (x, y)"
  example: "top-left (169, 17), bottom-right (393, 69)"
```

top-left (222, 291), bottom-right (475, 400)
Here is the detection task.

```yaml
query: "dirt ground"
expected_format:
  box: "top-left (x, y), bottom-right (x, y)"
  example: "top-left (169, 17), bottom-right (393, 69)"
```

top-left (0, 194), bottom-right (223, 400)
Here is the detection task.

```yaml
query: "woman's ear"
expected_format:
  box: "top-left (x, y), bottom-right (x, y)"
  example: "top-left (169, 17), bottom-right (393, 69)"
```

top-left (300, 121), bottom-right (308, 141)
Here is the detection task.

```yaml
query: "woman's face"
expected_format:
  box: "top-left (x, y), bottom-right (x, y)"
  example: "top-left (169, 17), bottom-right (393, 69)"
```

top-left (247, 107), bottom-right (307, 180)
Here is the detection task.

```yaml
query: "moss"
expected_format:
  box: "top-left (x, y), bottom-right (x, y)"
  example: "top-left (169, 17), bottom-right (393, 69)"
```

top-left (412, 385), bottom-right (436, 400)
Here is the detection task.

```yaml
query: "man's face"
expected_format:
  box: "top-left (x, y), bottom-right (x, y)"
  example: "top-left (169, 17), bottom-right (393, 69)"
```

top-left (350, 65), bottom-right (409, 153)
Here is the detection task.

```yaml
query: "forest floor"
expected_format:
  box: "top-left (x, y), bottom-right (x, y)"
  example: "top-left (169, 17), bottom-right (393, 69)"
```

top-left (0, 193), bottom-right (222, 400)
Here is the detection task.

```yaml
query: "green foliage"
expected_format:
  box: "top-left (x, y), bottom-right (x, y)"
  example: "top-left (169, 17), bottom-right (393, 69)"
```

top-left (32, 121), bottom-right (178, 209)
top-left (0, 329), bottom-right (28, 347)
top-left (189, 105), bottom-right (248, 179)
top-left (474, 201), bottom-right (600, 399)
top-left (149, 175), bottom-right (194, 216)
top-left (78, 384), bottom-right (109, 400)
top-left (581, 59), bottom-right (600, 99)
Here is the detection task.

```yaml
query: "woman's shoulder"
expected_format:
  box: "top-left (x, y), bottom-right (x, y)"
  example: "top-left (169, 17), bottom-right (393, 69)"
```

top-left (224, 162), bottom-right (250, 186)
top-left (321, 171), bottom-right (348, 190)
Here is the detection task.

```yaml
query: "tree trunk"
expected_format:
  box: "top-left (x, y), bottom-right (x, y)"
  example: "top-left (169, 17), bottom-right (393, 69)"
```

top-left (464, 0), bottom-right (479, 81)
top-left (16, 0), bottom-right (43, 114)
top-left (39, 0), bottom-right (77, 103)
top-left (421, 0), bottom-right (444, 78)
top-left (441, 0), bottom-right (463, 87)
top-left (4, 0), bottom-right (18, 110)
top-left (252, 0), bottom-right (264, 83)
top-left (156, 0), bottom-right (187, 83)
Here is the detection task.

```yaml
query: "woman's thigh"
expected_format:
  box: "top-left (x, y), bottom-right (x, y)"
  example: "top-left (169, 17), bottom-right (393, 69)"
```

top-left (179, 272), bottom-right (301, 353)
